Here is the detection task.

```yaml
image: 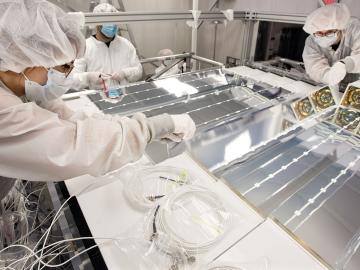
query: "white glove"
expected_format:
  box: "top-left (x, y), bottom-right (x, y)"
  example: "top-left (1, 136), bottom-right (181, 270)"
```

top-left (85, 72), bottom-right (111, 85)
top-left (326, 62), bottom-right (347, 86)
top-left (111, 70), bottom-right (126, 82)
top-left (163, 114), bottom-right (196, 143)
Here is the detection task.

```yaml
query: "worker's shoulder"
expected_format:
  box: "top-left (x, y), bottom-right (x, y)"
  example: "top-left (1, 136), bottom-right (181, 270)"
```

top-left (347, 18), bottom-right (360, 29)
top-left (114, 36), bottom-right (136, 48)
top-left (304, 35), bottom-right (316, 46)
top-left (0, 86), bottom-right (23, 112)
top-left (86, 36), bottom-right (98, 45)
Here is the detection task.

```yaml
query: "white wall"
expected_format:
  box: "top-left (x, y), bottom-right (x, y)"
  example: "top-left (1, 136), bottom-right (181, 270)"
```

top-left (121, 0), bottom-right (192, 58)
top-left (60, 0), bottom-right (192, 57)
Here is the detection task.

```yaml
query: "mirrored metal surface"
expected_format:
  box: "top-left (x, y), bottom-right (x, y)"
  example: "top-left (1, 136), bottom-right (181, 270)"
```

top-left (271, 148), bottom-right (360, 270)
top-left (208, 112), bottom-right (360, 270)
top-left (87, 69), bottom-right (230, 115)
top-left (87, 69), bottom-right (293, 120)
top-left (185, 100), bottom-right (299, 171)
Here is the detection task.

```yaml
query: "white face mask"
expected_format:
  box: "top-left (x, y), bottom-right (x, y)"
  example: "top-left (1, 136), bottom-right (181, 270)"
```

top-left (23, 69), bottom-right (73, 104)
top-left (314, 33), bottom-right (339, 48)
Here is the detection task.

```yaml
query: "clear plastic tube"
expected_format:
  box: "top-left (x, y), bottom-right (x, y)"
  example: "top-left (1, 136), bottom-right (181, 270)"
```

top-left (124, 166), bottom-right (194, 209)
top-left (145, 186), bottom-right (231, 256)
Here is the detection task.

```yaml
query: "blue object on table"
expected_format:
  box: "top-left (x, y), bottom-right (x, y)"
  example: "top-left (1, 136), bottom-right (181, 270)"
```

top-left (108, 87), bottom-right (123, 99)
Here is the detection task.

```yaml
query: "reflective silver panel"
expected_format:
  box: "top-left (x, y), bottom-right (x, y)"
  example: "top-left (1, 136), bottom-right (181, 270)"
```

top-left (212, 117), bottom-right (360, 270)
top-left (88, 69), bottom-right (293, 124)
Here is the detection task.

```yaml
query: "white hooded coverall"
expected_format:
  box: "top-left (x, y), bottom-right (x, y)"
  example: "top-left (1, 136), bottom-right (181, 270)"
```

top-left (73, 36), bottom-right (143, 88)
top-left (303, 18), bottom-right (360, 88)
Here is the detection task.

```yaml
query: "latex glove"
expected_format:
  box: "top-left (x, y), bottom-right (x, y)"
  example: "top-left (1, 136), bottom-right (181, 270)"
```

top-left (85, 72), bottom-right (111, 85)
top-left (111, 70), bottom-right (126, 83)
top-left (163, 114), bottom-right (196, 143)
top-left (327, 62), bottom-right (347, 86)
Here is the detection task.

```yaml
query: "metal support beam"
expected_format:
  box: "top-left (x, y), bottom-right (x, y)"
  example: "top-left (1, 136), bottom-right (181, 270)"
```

top-left (81, 10), bottom-right (306, 27)
top-left (249, 20), bottom-right (260, 62)
top-left (192, 55), bottom-right (224, 67)
top-left (147, 58), bottom-right (184, 81)
top-left (139, 53), bottom-right (192, 64)
top-left (84, 11), bottom-right (246, 26)
top-left (251, 12), bottom-right (307, 24)
top-left (191, 0), bottom-right (199, 57)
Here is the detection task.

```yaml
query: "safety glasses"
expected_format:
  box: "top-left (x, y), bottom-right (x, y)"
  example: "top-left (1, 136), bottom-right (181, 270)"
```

top-left (53, 61), bottom-right (75, 78)
top-left (313, 30), bottom-right (338, 38)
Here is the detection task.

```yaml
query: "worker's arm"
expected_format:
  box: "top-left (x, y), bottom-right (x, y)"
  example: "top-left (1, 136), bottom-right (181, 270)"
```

top-left (39, 98), bottom-right (82, 120)
top-left (342, 20), bottom-right (360, 74)
top-left (40, 98), bottom-right (123, 123)
top-left (122, 44), bottom-right (143, 83)
top-left (0, 92), bottom-right (174, 182)
top-left (303, 37), bottom-right (331, 84)
top-left (69, 57), bottom-right (90, 90)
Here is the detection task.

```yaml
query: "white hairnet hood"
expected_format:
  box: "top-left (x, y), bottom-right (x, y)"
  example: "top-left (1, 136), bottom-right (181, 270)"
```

top-left (303, 3), bottom-right (351, 34)
top-left (158, 49), bottom-right (174, 57)
top-left (93, 3), bottom-right (118, 13)
top-left (0, 0), bottom-right (86, 73)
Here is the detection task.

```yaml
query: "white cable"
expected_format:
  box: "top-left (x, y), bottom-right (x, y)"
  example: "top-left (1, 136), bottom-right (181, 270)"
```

top-left (124, 166), bottom-right (193, 209)
top-left (33, 173), bottom-right (123, 270)
top-left (149, 186), bottom-right (230, 255)
top-left (2, 236), bottom-right (123, 270)
top-left (11, 211), bottom-right (55, 246)
top-left (38, 244), bottom-right (73, 270)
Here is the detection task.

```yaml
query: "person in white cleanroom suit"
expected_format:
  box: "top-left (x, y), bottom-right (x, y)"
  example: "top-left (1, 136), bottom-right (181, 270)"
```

top-left (155, 49), bottom-right (182, 78)
top-left (302, 3), bottom-right (360, 92)
top-left (0, 0), bottom-right (196, 200)
top-left (72, 3), bottom-right (143, 89)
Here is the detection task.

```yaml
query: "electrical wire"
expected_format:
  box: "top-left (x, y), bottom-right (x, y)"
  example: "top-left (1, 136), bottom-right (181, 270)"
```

top-left (148, 186), bottom-right (230, 255)
top-left (124, 166), bottom-right (193, 209)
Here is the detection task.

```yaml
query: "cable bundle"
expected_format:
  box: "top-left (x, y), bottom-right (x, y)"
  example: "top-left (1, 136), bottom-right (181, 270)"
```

top-left (124, 166), bottom-right (194, 209)
top-left (147, 186), bottom-right (230, 256)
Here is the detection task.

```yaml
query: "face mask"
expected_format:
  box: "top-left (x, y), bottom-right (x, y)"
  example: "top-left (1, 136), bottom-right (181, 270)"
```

top-left (23, 69), bottom-right (73, 104)
top-left (314, 33), bottom-right (339, 48)
top-left (101, 24), bottom-right (118, 38)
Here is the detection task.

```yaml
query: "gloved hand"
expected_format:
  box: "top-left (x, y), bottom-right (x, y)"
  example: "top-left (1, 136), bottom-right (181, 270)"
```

top-left (327, 62), bottom-right (347, 86)
top-left (163, 114), bottom-right (196, 143)
top-left (111, 70), bottom-right (126, 83)
top-left (85, 72), bottom-right (111, 86)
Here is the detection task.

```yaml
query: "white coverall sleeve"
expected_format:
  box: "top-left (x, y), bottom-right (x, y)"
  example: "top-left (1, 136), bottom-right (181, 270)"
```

top-left (39, 99), bottom-right (82, 121)
top-left (40, 98), bottom-right (122, 123)
top-left (0, 93), bottom-right (174, 182)
top-left (70, 57), bottom-right (90, 90)
top-left (122, 44), bottom-right (143, 83)
top-left (343, 21), bottom-right (360, 73)
top-left (303, 37), bottom-right (331, 84)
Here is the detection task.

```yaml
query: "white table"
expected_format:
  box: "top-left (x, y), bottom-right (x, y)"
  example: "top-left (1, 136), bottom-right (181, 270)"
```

top-left (75, 153), bottom-right (264, 268)
top-left (212, 219), bottom-right (329, 270)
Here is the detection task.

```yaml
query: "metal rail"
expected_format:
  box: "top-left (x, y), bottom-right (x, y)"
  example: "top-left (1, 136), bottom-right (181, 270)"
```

top-left (83, 11), bottom-right (247, 26)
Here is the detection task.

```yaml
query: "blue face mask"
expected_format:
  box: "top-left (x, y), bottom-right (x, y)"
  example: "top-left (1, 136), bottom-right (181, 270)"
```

top-left (101, 24), bottom-right (118, 38)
